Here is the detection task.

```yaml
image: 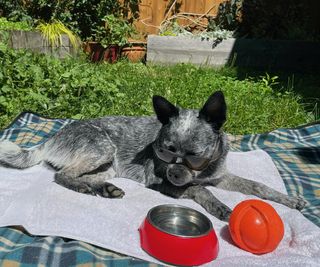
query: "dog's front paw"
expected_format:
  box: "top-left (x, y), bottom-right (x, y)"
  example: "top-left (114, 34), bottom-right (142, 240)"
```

top-left (291, 196), bottom-right (307, 210)
top-left (204, 201), bottom-right (232, 222)
top-left (94, 182), bottom-right (125, 198)
top-left (77, 184), bottom-right (96, 195)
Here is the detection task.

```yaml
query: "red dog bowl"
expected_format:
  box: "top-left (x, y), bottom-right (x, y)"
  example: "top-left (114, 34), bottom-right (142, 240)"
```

top-left (139, 204), bottom-right (219, 266)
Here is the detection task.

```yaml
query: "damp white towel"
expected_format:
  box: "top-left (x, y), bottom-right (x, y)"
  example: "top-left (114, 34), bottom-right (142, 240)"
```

top-left (0, 150), bottom-right (319, 267)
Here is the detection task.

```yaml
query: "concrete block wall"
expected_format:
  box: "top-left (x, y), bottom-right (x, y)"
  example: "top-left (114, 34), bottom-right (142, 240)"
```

top-left (8, 30), bottom-right (76, 58)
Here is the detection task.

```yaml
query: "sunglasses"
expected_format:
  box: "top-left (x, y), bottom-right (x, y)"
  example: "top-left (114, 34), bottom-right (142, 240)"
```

top-left (153, 144), bottom-right (211, 171)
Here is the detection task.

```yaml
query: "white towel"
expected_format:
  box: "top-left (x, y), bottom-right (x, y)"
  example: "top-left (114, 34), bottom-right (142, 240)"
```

top-left (0, 150), bottom-right (319, 266)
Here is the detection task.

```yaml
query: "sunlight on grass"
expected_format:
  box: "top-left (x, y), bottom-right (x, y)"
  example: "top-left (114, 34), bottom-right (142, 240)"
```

top-left (0, 47), bottom-right (314, 135)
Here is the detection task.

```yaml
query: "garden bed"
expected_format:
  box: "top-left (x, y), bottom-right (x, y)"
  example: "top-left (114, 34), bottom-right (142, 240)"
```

top-left (7, 30), bottom-right (76, 58)
top-left (147, 36), bottom-right (320, 72)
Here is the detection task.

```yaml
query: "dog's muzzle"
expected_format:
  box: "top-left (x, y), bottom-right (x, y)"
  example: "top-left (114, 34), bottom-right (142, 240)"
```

top-left (166, 164), bottom-right (193, 186)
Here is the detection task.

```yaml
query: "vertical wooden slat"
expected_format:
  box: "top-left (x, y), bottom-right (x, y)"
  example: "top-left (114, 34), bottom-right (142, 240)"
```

top-left (205, 0), bottom-right (221, 15)
top-left (133, 0), bottom-right (224, 38)
top-left (134, 0), bottom-right (158, 36)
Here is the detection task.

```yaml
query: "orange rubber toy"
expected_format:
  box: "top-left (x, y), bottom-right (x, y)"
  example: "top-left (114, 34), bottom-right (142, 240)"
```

top-left (229, 199), bottom-right (284, 254)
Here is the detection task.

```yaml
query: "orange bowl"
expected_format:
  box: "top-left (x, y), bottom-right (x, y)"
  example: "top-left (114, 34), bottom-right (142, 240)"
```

top-left (139, 204), bottom-right (219, 266)
top-left (229, 199), bottom-right (284, 254)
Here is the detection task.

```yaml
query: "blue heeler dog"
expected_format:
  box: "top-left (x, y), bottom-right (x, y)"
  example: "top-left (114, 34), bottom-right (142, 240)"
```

top-left (0, 91), bottom-right (306, 221)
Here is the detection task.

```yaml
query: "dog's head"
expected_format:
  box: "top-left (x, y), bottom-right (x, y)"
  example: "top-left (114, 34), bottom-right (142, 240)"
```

top-left (152, 91), bottom-right (228, 186)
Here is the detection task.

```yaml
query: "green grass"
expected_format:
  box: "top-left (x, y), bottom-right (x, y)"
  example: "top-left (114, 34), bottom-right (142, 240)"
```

top-left (0, 46), bottom-right (314, 135)
top-left (230, 67), bottom-right (320, 121)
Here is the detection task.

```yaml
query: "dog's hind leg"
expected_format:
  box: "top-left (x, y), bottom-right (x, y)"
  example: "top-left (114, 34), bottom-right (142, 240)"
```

top-left (44, 121), bottom-right (125, 198)
top-left (55, 158), bottom-right (124, 198)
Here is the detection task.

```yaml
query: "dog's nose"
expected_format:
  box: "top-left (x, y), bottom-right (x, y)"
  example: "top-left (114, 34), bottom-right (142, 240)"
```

top-left (167, 165), bottom-right (192, 186)
top-left (168, 166), bottom-right (183, 179)
top-left (167, 171), bottom-right (179, 180)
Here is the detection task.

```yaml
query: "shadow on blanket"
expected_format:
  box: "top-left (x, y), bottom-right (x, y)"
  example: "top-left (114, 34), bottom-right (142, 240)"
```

top-left (295, 147), bottom-right (320, 164)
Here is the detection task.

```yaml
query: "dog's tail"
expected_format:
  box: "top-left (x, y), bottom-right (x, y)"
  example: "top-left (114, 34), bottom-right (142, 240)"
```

top-left (0, 140), bottom-right (44, 169)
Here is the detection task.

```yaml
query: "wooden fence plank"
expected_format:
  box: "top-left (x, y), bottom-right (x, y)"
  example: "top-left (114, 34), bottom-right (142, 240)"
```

top-left (135, 0), bottom-right (223, 36)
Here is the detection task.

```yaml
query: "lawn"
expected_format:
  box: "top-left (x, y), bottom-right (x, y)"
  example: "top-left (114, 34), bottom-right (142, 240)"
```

top-left (233, 68), bottom-right (320, 121)
top-left (0, 46), bottom-right (315, 135)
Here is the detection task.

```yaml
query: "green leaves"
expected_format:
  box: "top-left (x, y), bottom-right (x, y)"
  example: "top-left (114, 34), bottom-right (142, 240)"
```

top-left (0, 0), bottom-right (139, 43)
top-left (93, 14), bottom-right (134, 47)
top-left (36, 21), bottom-right (80, 49)
top-left (0, 47), bottom-right (312, 134)
top-left (0, 17), bottom-right (32, 31)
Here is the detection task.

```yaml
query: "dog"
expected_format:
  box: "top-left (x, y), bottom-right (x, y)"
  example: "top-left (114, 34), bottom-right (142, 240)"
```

top-left (0, 91), bottom-right (306, 221)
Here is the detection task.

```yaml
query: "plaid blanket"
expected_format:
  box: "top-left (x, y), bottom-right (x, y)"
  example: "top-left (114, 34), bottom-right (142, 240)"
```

top-left (228, 124), bottom-right (320, 226)
top-left (0, 112), bottom-right (319, 266)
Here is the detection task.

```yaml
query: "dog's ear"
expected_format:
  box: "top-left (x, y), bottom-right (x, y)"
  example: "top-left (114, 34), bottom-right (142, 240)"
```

top-left (153, 96), bottom-right (179, 125)
top-left (198, 91), bottom-right (227, 130)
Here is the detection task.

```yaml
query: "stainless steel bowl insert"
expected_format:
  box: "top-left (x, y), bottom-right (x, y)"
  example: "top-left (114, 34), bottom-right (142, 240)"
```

top-left (147, 204), bottom-right (213, 237)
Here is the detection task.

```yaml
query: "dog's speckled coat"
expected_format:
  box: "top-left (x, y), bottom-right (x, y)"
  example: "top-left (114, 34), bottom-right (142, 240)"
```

top-left (0, 91), bottom-right (305, 221)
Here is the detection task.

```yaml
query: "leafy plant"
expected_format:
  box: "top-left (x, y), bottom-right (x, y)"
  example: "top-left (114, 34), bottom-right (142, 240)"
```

top-left (69, 0), bottom-right (125, 40)
top-left (160, 21), bottom-right (233, 40)
top-left (213, 0), bottom-right (320, 41)
top-left (0, 17), bottom-right (32, 31)
top-left (0, 0), bottom-right (140, 43)
top-left (36, 20), bottom-right (80, 48)
top-left (238, 0), bottom-right (318, 40)
top-left (92, 14), bottom-right (135, 47)
top-left (215, 0), bottom-right (243, 31)
top-left (0, 17), bottom-right (32, 51)
top-left (0, 0), bottom-right (32, 22)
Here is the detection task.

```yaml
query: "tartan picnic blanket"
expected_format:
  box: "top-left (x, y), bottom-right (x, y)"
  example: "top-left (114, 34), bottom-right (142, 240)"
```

top-left (0, 112), bottom-right (319, 266)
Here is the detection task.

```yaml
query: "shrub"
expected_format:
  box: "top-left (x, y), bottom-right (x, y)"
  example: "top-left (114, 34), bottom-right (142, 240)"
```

top-left (0, 0), bottom-right (139, 41)
top-left (216, 0), bottom-right (319, 41)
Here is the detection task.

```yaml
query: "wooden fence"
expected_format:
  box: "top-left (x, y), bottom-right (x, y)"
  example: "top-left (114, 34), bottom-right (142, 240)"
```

top-left (133, 0), bottom-right (224, 37)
